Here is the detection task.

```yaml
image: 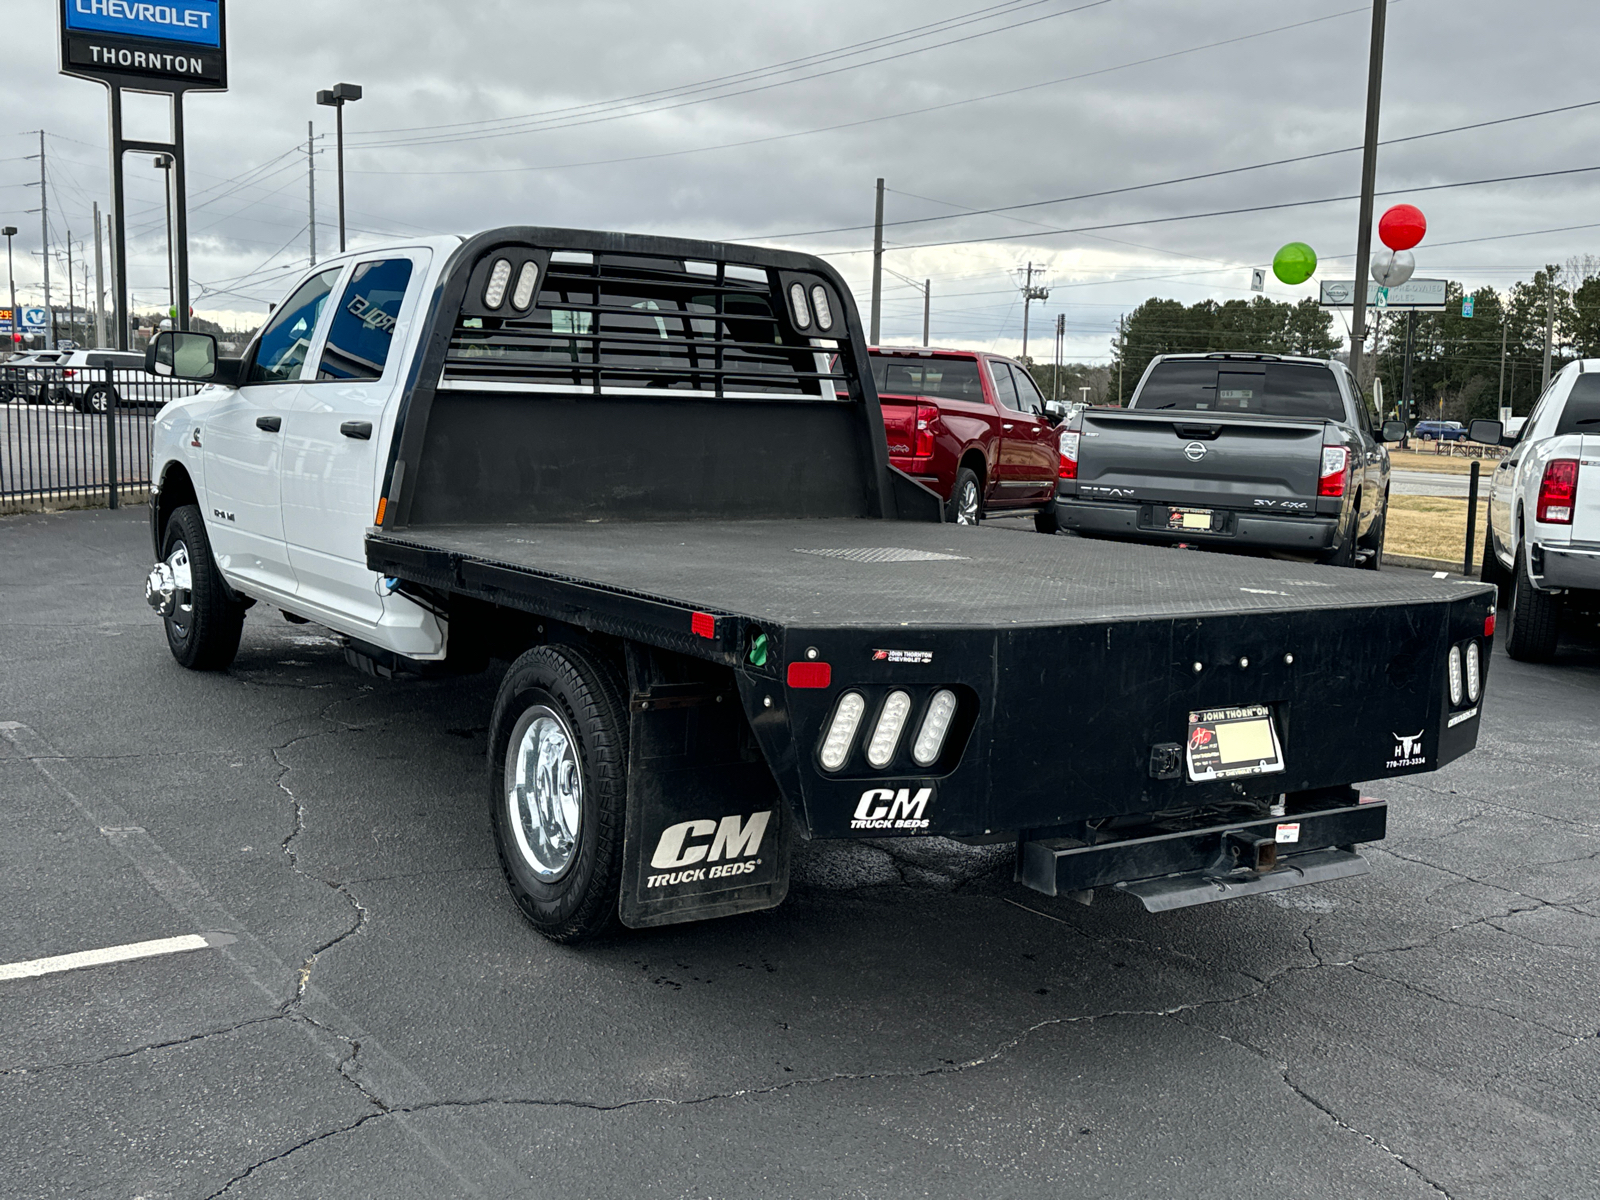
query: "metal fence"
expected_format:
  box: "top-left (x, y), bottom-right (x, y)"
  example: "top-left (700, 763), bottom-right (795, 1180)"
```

top-left (0, 364), bottom-right (200, 515)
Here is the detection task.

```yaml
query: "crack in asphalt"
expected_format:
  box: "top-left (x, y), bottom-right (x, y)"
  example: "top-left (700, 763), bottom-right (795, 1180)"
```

top-left (0, 1015), bottom-right (283, 1076)
top-left (1280, 1074), bottom-right (1457, 1198)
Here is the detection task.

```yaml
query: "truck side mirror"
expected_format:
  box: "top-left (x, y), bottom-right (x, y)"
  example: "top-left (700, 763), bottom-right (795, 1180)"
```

top-left (1467, 418), bottom-right (1505, 446)
top-left (1043, 400), bottom-right (1067, 424)
top-left (1379, 420), bottom-right (1406, 443)
top-left (146, 330), bottom-right (217, 381)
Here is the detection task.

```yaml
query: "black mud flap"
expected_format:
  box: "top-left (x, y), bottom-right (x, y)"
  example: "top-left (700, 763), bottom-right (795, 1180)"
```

top-left (618, 646), bottom-right (792, 929)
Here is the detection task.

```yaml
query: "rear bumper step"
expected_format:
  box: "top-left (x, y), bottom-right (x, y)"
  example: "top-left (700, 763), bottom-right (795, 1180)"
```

top-left (1018, 801), bottom-right (1385, 910)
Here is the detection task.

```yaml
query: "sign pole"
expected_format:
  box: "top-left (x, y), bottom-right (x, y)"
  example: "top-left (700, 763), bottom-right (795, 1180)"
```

top-left (1400, 309), bottom-right (1415, 430)
top-left (107, 87), bottom-right (129, 349)
top-left (172, 94), bottom-right (190, 330)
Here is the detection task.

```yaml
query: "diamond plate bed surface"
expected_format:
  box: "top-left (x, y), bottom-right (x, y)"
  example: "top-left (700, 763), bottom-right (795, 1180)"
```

top-left (374, 518), bottom-right (1487, 628)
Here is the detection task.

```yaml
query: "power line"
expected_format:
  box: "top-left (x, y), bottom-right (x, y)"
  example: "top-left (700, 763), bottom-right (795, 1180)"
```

top-left (347, 0), bottom-right (1116, 151)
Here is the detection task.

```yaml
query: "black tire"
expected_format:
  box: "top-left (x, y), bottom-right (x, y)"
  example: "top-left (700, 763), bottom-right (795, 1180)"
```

top-left (1506, 542), bottom-right (1561, 663)
top-left (1034, 504), bottom-right (1059, 535)
top-left (1479, 524), bottom-right (1512, 606)
top-left (84, 385), bottom-right (114, 415)
top-left (488, 644), bottom-right (629, 943)
top-left (947, 466), bottom-right (984, 526)
top-left (1358, 491), bottom-right (1388, 570)
top-left (160, 504), bottom-right (246, 670)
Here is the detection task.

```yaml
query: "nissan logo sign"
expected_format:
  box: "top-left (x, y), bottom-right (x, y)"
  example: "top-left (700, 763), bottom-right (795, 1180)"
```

top-left (1184, 441), bottom-right (1207, 462)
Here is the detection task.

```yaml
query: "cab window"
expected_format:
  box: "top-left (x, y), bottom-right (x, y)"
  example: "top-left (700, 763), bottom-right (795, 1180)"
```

top-left (248, 268), bottom-right (342, 384)
top-left (318, 259), bottom-right (414, 382)
top-left (988, 360), bottom-right (1020, 410)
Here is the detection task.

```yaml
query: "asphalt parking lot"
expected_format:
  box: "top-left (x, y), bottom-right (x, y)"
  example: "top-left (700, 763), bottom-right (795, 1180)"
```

top-left (2, 507), bottom-right (1597, 1200)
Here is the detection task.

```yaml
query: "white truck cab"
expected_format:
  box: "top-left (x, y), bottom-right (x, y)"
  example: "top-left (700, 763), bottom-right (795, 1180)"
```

top-left (146, 236), bottom-right (463, 664)
top-left (1476, 359), bottom-right (1600, 661)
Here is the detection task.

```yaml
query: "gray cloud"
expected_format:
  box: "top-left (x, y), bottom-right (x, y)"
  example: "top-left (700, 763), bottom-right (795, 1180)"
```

top-left (5, 0), bottom-right (1597, 361)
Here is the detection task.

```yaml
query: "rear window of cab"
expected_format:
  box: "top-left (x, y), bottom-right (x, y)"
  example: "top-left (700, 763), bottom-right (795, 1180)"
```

top-left (1133, 360), bottom-right (1346, 421)
top-left (869, 354), bottom-right (986, 403)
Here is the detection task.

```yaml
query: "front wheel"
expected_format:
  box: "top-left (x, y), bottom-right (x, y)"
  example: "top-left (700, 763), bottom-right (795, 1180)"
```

top-left (1505, 542), bottom-right (1561, 662)
top-left (947, 467), bottom-right (983, 526)
top-left (488, 644), bottom-right (629, 943)
top-left (160, 504), bottom-right (245, 670)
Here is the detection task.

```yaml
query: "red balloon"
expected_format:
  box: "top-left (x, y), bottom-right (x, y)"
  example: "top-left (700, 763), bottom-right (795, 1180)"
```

top-left (1379, 204), bottom-right (1426, 251)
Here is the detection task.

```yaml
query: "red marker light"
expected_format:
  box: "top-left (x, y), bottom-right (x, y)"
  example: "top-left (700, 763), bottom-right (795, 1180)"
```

top-left (1484, 613), bottom-right (1496, 638)
top-left (691, 611), bottom-right (716, 639)
top-left (787, 662), bottom-right (832, 688)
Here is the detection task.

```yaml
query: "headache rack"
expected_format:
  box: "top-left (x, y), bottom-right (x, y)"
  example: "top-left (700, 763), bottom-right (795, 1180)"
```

top-left (440, 245), bottom-right (851, 399)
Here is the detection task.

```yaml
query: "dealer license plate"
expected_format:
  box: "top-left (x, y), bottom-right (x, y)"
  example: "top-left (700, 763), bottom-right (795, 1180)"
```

top-left (1167, 507), bottom-right (1214, 531)
top-left (1186, 704), bottom-right (1285, 782)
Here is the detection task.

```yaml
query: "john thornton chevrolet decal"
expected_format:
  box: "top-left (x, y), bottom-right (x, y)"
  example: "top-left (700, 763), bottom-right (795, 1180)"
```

top-left (872, 649), bottom-right (933, 664)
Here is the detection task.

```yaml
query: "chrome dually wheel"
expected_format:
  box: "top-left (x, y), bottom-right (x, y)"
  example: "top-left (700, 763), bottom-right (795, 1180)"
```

top-left (505, 704), bottom-right (584, 881)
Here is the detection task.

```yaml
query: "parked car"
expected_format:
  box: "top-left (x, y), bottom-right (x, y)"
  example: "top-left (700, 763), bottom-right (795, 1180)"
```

top-left (1475, 361), bottom-right (1600, 661)
top-left (1054, 352), bottom-right (1403, 568)
top-left (56, 348), bottom-right (196, 413)
top-left (868, 347), bottom-right (1060, 528)
top-left (1, 349), bottom-right (67, 403)
top-left (1413, 419), bottom-right (1468, 442)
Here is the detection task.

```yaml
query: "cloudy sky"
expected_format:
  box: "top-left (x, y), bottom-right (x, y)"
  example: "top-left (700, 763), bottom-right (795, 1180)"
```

top-left (4, 0), bottom-right (1597, 361)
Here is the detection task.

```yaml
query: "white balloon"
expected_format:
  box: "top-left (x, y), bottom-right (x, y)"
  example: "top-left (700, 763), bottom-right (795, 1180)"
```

top-left (1370, 248), bottom-right (1415, 288)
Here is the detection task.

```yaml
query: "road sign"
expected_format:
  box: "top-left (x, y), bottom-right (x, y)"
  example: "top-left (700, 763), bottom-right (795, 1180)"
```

top-left (1250, 268), bottom-right (1265, 293)
top-left (59, 0), bottom-right (227, 91)
top-left (1319, 278), bottom-right (1447, 310)
top-left (1462, 296), bottom-right (1474, 318)
top-left (21, 307), bottom-right (49, 330)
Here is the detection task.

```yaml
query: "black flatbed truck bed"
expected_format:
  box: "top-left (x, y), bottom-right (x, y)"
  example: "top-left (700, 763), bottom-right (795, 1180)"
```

top-left (356, 225), bottom-right (1494, 937)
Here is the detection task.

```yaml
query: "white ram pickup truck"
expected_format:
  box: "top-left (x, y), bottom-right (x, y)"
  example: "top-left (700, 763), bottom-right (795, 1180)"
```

top-left (1473, 361), bottom-right (1600, 661)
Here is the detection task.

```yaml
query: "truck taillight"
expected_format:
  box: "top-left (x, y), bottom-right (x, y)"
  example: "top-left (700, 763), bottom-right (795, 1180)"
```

top-left (63, 369), bottom-right (76, 379)
top-left (1318, 445), bottom-right (1349, 497)
top-left (1059, 430), bottom-right (1080, 480)
top-left (914, 404), bottom-right (937, 458)
top-left (1536, 459), bottom-right (1578, 524)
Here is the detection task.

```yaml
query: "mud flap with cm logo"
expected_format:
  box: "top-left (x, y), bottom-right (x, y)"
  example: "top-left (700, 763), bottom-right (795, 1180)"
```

top-left (618, 645), bottom-right (792, 929)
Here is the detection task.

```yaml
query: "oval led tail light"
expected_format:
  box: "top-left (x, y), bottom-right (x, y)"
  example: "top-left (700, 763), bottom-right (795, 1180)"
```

top-left (866, 691), bottom-right (913, 768)
top-left (1447, 645), bottom-right (1464, 706)
top-left (819, 692), bottom-right (866, 771)
top-left (511, 261), bottom-right (540, 310)
top-left (789, 282), bottom-right (811, 329)
top-left (483, 258), bottom-right (512, 309)
top-left (810, 285), bottom-right (834, 331)
top-left (912, 689), bottom-right (958, 767)
top-left (1465, 640), bottom-right (1481, 702)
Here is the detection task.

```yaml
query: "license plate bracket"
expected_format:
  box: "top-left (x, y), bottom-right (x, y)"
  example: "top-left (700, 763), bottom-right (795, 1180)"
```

top-left (1168, 506), bottom-right (1215, 531)
top-left (1186, 704), bottom-right (1285, 782)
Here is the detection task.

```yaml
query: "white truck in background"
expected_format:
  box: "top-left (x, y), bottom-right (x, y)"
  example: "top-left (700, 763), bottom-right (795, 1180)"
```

top-left (1474, 361), bottom-right (1600, 660)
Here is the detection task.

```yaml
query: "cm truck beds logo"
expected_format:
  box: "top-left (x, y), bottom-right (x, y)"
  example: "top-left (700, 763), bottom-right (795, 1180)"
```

top-left (646, 811), bottom-right (771, 888)
top-left (851, 787), bottom-right (932, 831)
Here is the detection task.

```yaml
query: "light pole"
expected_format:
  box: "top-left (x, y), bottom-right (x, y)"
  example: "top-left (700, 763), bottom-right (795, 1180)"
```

top-left (154, 154), bottom-right (176, 317)
top-left (316, 82), bottom-right (363, 252)
top-left (3, 226), bottom-right (18, 354)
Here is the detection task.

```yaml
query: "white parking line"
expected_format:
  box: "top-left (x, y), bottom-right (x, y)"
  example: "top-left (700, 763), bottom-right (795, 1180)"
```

top-left (0, 933), bottom-right (225, 981)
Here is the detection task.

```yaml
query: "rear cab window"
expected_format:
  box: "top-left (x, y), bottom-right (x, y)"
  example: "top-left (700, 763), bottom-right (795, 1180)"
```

top-left (988, 359), bottom-right (1020, 411)
top-left (318, 258), bottom-right (415, 382)
top-left (1133, 360), bottom-right (1347, 421)
top-left (869, 355), bottom-right (986, 403)
top-left (1554, 374), bottom-right (1600, 437)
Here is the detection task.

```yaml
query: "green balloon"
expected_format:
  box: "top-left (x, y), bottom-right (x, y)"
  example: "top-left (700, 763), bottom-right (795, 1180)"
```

top-left (1272, 242), bottom-right (1318, 285)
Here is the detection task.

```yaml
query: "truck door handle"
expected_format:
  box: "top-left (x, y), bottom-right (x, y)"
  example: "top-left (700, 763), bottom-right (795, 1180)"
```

top-left (340, 421), bottom-right (372, 440)
top-left (1002, 422), bottom-right (1014, 430)
top-left (255, 415), bottom-right (281, 433)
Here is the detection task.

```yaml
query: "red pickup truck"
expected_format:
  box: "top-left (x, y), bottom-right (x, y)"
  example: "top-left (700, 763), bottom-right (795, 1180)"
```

top-left (869, 347), bottom-right (1062, 527)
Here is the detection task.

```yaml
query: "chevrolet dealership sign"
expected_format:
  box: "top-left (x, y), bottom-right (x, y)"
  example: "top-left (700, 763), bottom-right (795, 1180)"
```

top-left (59, 0), bottom-right (227, 90)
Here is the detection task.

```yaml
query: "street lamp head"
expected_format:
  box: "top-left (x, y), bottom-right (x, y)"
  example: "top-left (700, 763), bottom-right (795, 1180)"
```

top-left (333, 82), bottom-right (362, 102)
top-left (1, 227), bottom-right (16, 237)
top-left (316, 88), bottom-right (338, 107)
top-left (153, 154), bottom-right (173, 169)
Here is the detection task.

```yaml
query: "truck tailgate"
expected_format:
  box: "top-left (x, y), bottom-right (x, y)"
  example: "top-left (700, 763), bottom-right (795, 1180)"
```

top-left (1079, 409), bottom-right (1327, 507)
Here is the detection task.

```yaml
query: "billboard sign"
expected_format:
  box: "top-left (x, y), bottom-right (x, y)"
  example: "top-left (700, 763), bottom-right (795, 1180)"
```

top-left (22, 308), bottom-right (50, 330)
top-left (1319, 278), bottom-right (1447, 310)
top-left (59, 0), bottom-right (226, 91)
top-left (0, 308), bottom-right (11, 334)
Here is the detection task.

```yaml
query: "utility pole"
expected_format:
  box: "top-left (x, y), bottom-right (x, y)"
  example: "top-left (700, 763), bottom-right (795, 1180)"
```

top-left (39, 131), bottom-right (52, 350)
top-left (65, 231), bottom-right (74, 346)
top-left (1346, 0), bottom-right (1387, 394)
top-left (2, 227), bottom-right (16, 356)
top-left (93, 202), bottom-right (106, 349)
top-left (1399, 309), bottom-right (1415, 427)
top-left (1497, 309), bottom-right (1507, 417)
top-left (307, 120), bottom-right (317, 265)
top-left (1541, 272), bottom-right (1555, 392)
top-left (1117, 315), bottom-right (1126, 404)
top-left (869, 177), bottom-right (884, 344)
top-left (1018, 262), bottom-right (1048, 361)
top-left (1053, 312), bottom-right (1065, 402)
top-left (922, 278), bottom-right (930, 347)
